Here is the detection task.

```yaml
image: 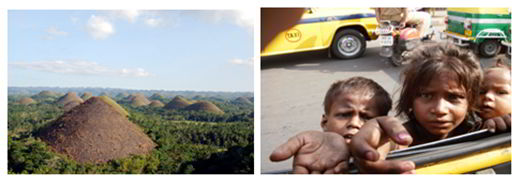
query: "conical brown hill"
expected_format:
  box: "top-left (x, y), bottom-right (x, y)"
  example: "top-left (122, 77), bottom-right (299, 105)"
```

top-left (149, 100), bottom-right (165, 107)
top-left (81, 92), bottom-right (93, 100)
top-left (184, 101), bottom-right (224, 114)
top-left (37, 96), bottom-right (156, 164)
top-left (149, 93), bottom-right (164, 100)
top-left (164, 96), bottom-right (192, 110)
top-left (32, 90), bottom-right (59, 100)
top-left (234, 97), bottom-right (253, 105)
top-left (130, 94), bottom-right (151, 106)
top-left (56, 92), bottom-right (84, 105)
top-left (18, 97), bottom-right (36, 105)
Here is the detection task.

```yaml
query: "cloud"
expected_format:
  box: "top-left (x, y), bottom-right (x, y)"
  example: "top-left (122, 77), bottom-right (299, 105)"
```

top-left (229, 58), bottom-right (253, 66)
top-left (195, 10), bottom-right (253, 29)
top-left (86, 15), bottom-right (114, 40)
top-left (112, 10), bottom-right (141, 23)
top-left (9, 60), bottom-right (153, 78)
top-left (46, 26), bottom-right (68, 35)
top-left (233, 10), bottom-right (254, 29)
top-left (119, 68), bottom-right (152, 77)
top-left (44, 26), bottom-right (68, 40)
top-left (144, 18), bottom-right (162, 27)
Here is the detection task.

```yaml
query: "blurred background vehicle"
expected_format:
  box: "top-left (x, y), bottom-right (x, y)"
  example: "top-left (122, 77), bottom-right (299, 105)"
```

top-left (444, 8), bottom-right (511, 58)
top-left (261, 8), bottom-right (379, 59)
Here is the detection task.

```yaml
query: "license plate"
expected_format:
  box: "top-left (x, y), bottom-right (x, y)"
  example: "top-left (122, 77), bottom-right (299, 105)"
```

top-left (376, 27), bottom-right (392, 35)
top-left (379, 36), bottom-right (393, 46)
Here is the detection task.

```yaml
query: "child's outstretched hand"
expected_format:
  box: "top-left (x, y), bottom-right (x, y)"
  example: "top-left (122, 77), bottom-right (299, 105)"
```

top-left (483, 114), bottom-right (511, 133)
top-left (350, 116), bottom-right (416, 174)
top-left (270, 130), bottom-right (349, 174)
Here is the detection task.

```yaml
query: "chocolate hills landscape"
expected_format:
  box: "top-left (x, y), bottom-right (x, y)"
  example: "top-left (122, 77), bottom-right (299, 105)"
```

top-left (37, 96), bottom-right (156, 164)
top-left (36, 90), bottom-right (60, 97)
top-left (149, 100), bottom-right (165, 107)
top-left (116, 92), bottom-right (130, 99)
top-left (129, 93), bottom-right (151, 106)
top-left (63, 101), bottom-right (81, 112)
top-left (233, 96), bottom-right (253, 105)
top-left (9, 86), bottom-right (252, 100)
top-left (164, 96), bottom-right (192, 110)
top-left (81, 92), bottom-right (93, 100)
top-left (30, 90), bottom-right (61, 101)
top-left (56, 92), bottom-right (84, 105)
top-left (184, 101), bottom-right (225, 114)
top-left (18, 97), bottom-right (36, 105)
top-left (8, 87), bottom-right (253, 174)
top-left (149, 93), bottom-right (165, 101)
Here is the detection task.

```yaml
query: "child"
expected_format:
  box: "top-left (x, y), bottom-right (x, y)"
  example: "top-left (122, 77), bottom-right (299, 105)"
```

top-left (270, 76), bottom-right (392, 174)
top-left (478, 56), bottom-right (511, 120)
top-left (350, 42), bottom-right (498, 173)
top-left (320, 77), bottom-right (392, 144)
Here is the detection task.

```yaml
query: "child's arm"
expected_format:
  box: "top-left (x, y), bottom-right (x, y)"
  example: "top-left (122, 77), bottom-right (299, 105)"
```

top-left (350, 116), bottom-right (415, 174)
top-left (481, 114), bottom-right (511, 133)
top-left (270, 130), bottom-right (349, 174)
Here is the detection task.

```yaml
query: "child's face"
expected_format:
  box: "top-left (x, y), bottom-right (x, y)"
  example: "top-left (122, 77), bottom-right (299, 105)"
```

top-left (479, 68), bottom-right (511, 119)
top-left (321, 91), bottom-right (380, 144)
top-left (413, 72), bottom-right (468, 137)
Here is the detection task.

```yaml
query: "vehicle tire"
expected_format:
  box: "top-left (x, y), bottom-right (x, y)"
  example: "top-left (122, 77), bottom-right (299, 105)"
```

top-left (331, 29), bottom-right (366, 59)
top-left (479, 39), bottom-right (501, 58)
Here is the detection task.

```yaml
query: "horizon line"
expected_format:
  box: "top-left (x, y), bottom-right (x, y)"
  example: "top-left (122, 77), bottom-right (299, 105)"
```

top-left (8, 85), bottom-right (253, 93)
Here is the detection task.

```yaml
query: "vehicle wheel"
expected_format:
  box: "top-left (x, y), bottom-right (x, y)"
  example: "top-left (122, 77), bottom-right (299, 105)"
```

top-left (331, 29), bottom-right (366, 59)
top-left (479, 40), bottom-right (501, 58)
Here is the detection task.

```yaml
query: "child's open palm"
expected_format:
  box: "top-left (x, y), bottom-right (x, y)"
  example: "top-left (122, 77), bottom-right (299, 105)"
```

top-left (270, 131), bottom-right (349, 174)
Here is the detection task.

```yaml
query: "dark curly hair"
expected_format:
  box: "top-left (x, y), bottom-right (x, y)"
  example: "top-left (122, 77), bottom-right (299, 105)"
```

top-left (323, 76), bottom-right (392, 116)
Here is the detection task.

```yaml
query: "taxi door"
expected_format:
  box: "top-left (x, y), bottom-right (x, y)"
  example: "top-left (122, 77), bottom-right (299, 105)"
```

top-left (261, 8), bottom-right (331, 56)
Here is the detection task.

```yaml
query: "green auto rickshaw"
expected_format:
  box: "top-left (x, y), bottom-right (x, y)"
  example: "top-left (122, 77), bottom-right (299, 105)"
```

top-left (445, 8), bottom-right (511, 58)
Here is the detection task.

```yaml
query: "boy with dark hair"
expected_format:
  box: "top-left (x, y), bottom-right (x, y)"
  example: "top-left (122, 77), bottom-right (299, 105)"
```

top-left (270, 76), bottom-right (392, 174)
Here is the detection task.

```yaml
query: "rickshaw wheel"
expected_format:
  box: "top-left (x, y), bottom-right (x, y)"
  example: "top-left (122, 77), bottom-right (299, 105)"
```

top-left (479, 40), bottom-right (501, 58)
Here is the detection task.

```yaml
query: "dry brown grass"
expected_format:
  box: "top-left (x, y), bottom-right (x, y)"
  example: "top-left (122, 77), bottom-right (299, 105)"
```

top-left (149, 100), bottom-right (165, 107)
top-left (164, 96), bottom-right (191, 110)
top-left (56, 92), bottom-right (84, 105)
top-left (130, 94), bottom-right (151, 106)
top-left (234, 97), bottom-right (253, 104)
top-left (18, 97), bottom-right (36, 105)
top-left (184, 101), bottom-right (224, 114)
top-left (63, 101), bottom-right (81, 112)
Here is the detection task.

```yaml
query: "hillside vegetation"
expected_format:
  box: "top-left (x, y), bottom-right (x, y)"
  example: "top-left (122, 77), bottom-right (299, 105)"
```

top-left (8, 91), bottom-right (253, 174)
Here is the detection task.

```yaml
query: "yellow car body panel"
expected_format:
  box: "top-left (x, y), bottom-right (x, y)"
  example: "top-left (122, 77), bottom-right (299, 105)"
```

top-left (261, 8), bottom-right (378, 57)
top-left (416, 143), bottom-right (511, 174)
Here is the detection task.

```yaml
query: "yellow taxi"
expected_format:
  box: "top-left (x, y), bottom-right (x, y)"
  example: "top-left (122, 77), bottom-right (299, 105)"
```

top-left (261, 8), bottom-right (379, 59)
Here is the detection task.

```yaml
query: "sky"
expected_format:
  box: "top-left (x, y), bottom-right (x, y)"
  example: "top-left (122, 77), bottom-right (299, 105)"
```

top-left (8, 10), bottom-right (253, 92)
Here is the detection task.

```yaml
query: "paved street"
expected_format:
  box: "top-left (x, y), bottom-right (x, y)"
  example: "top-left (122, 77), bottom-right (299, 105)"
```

top-left (260, 40), bottom-right (506, 173)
